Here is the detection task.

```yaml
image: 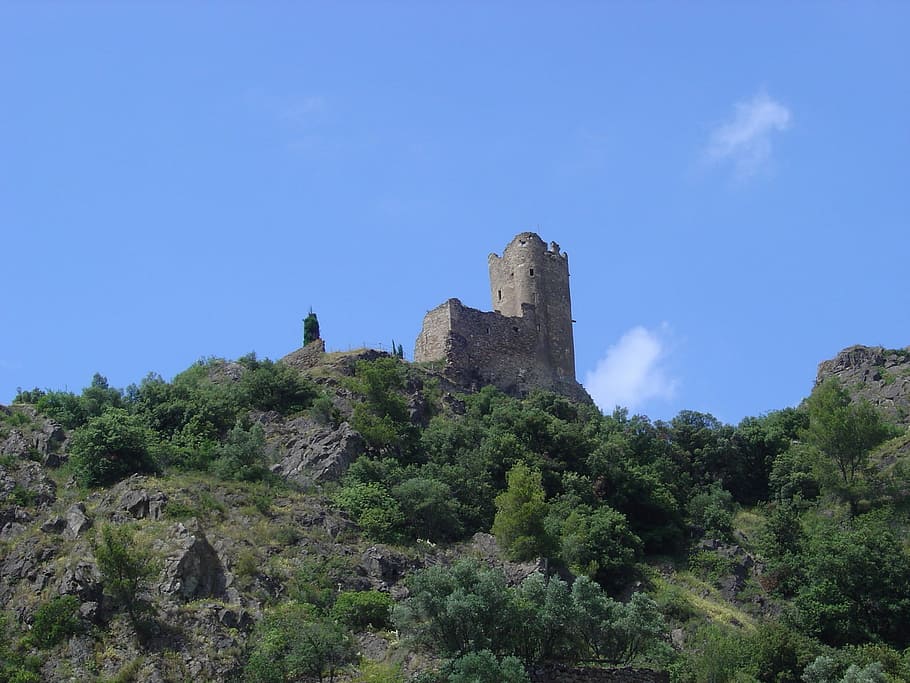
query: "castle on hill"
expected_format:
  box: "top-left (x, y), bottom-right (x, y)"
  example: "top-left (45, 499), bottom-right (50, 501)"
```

top-left (414, 232), bottom-right (590, 402)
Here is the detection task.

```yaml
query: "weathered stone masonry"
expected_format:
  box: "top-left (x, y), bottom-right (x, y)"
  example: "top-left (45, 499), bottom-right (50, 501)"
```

top-left (415, 232), bottom-right (589, 402)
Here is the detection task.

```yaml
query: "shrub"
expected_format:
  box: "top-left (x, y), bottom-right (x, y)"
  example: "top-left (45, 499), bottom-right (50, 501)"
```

top-left (70, 408), bottom-right (159, 486)
top-left (335, 482), bottom-right (404, 541)
top-left (30, 595), bottom-right (81, 648)
top-left (444, 651), bottom-right (529, 683)
top-left (330, 590), bottom-right (393, 631)
top-left (210, 423), bottom-right (272, 482)
top-left (687, 483), bottom-right (735, 539)
top-left (243, 603), bottom-right (355, 683)
top-left (93, 524), bottom-right (159, 622)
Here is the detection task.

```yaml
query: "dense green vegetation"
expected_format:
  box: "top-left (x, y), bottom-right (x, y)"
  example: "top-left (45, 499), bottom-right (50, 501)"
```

top-left (9, 352), bottom-right (910, 681)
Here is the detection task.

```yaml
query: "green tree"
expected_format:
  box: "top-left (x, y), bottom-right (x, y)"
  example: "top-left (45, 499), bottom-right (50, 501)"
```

top-left (492, 463), bottom-right (555, 561)
top-left (70, 408), bottom-right (160, 486)
top-left (348, 358), bottom-right (415, 456)
top-left (570, 578), bottom-right (668, 666)
top-left (557, 505), bottom-right (641, 589)
top-left (392, 477), bottom-right (463, 542)
top-left (803, 379), bottom-right (895, 489)
top-left (0, 614), bottom-right (40, 682)
top-left (687, 483), bottom-right (735, 539)
top-left (793, 513), bottom-right (910, 647)
top-left (303, 311), bottom-right (320, 346)
top-left (93, 524), bottom-right (159, 623)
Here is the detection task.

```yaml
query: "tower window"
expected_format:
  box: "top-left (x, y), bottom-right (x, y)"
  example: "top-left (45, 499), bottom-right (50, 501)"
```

top-left (498, 289), bottom-right (502, 301)
top-left (529, 268), bottom-right (534, 276)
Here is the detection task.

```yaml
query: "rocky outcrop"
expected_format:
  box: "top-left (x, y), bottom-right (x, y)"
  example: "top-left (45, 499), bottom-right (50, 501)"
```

top-left (467, 532), bottom-right (557, 586)
top-left (156, 520), bottom-right (228, 602)
top-left (267, 417), bottom-right (364, 486)
top-left (358, 545), bottom-right (422, 593)
top-left (280, 338), bottom-right (326, 371)
top-left (99, 475), bottom-right (168, 522)
top-left (118, 487), bottom-right (167, 521)
top-left (0, 406), bottom-right (66, 466)
top-left (816, 345), bottom-right (910, 424)
top-left (0, 460), bottom-right (57, 509)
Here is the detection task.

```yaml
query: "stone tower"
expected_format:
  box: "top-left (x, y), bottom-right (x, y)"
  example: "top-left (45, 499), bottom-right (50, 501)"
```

top-left (414, 231), bottom-right (587, 402)
top-left (488, 232), bottom-right (576, 382)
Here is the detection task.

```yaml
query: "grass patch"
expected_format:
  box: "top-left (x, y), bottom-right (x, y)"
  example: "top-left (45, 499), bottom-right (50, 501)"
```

top-left (671, 572), bottom-right (757, 629)
top-left (733, 508), bottom-right (765, 546)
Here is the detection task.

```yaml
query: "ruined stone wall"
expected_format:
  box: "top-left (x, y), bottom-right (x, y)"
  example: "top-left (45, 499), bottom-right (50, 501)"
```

top-left (415, 298), bottom-right (547, 393)
top-left (414, 298), bottom-right (588, 401)
top-left (530, 665), bottom-right (669, 683)
top-left (413, 300), bottom-right (453, 364)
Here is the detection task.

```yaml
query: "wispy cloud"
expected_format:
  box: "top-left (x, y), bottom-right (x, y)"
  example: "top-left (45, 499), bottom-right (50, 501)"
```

top-left (584, 325), bottom-right (678, 413)
top-left (245, 90), bottom-right (327, 127)
top-left (706, 92), bottom-right (791, 177)
top-left (276, 96), bottom-right (326, 125)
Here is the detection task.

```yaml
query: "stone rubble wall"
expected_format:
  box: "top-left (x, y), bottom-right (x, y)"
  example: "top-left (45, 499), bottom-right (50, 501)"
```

top-left (531, 664), bottom-right (669, 683)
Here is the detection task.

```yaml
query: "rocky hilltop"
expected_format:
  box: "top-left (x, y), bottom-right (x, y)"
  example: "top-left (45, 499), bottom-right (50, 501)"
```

top-left (816, 344), bottom-right (910, 424)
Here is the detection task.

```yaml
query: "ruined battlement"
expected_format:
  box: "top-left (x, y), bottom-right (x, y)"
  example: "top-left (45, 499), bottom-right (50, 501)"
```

top-left (415, 233), bottom-right (588, 402)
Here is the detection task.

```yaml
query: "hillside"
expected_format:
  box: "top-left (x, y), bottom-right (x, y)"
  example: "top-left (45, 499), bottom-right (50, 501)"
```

top-left (1, 342), bottom-right (909, 682)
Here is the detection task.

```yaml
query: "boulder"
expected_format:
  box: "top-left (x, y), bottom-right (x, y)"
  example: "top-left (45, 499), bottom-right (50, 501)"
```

top-left (64, 503), bottom-right (92, 540)
top-left (119, 488), bottom-right (167, 520)
top-left (41, 515), bottom-right (68, 534)
top-left (157, 520), bottom-right (227, 601)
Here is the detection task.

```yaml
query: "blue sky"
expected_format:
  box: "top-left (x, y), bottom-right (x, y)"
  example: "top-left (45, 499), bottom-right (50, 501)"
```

top-left (2, 2), bottom-right (908, 424)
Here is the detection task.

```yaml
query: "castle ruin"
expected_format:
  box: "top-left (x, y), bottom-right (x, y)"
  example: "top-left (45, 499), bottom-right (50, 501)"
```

top-left (414, 232), bottom-right (590, 402)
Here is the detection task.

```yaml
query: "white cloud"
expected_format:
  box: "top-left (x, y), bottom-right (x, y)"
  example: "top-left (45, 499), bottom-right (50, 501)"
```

top-left (584, 325), bottom-right (678, 413)
top-left (707, 92), bottom-right (791, 177)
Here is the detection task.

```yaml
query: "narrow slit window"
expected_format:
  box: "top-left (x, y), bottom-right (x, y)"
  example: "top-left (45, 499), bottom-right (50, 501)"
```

top-left (498, 289), bottom-right (502, 301)
top-left (529, 268), bottom-right (534, 276)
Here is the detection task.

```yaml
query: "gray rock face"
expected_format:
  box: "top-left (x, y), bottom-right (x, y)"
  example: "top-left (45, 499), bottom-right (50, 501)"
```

top-left (269, 418), bottom-right (364, 486)
top-left (359, 545), bottom-right (419, 590)
top-left (816, 345), bottom-right (910, 424)
top-left (157, 520), bottom-right (227, 602)
top-left (0, 430), bottom-right (31, 459)
top-left (0, 407), bottom-right (66, 465)
top-left (468, 532), bottom-right (551, 586)
top-left (119, 488), bottom-right (167, 520)
top-left (0, 460), bottom-right (57, 508)
top-left (0, 534), bottom-right (59, 602)
top-left (58, 557), bottom-right (102, 602)
top-left (64, 503), bottom-right (92, 539)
